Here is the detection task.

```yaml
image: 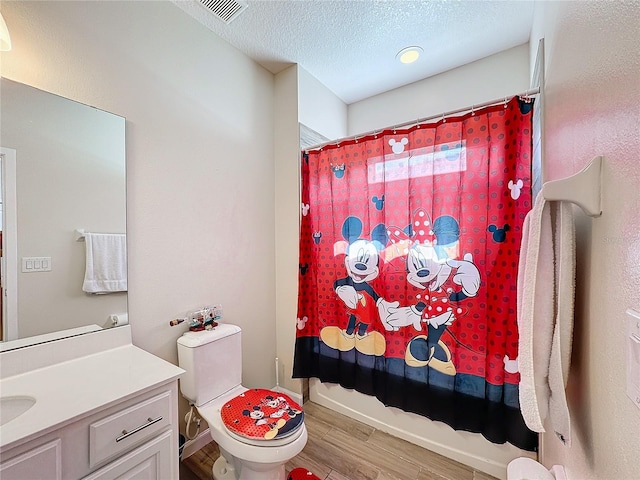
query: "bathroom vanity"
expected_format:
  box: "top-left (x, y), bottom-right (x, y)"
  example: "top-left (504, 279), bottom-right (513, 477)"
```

top-left (0, 326), bottom-right (184, 479)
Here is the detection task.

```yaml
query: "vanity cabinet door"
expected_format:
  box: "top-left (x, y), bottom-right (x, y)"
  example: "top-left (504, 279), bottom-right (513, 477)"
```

top-left (82, 430), bottom-right (172, 480)
top-left (0, 438), bottom-right (62, 480)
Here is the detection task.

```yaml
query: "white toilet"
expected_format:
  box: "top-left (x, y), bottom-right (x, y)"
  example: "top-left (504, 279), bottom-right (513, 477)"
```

top-left (177, 323), bottom-right (308, 480)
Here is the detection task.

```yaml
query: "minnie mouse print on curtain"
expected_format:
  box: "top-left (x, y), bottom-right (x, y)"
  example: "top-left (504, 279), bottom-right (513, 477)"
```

top-left (293, 96), bottom-right (537, 451)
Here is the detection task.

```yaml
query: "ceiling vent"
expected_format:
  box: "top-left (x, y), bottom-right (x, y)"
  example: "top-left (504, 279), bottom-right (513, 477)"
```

top-left (198, 0), bottom-right (248, 24)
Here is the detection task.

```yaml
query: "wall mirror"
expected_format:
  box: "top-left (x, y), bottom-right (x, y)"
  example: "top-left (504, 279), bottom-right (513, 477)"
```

top-left (0, 77), bottom-right (127, 351)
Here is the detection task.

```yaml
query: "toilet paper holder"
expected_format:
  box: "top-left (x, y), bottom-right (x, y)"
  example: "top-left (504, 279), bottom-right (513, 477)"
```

top-left (109, 313), bottom-right (129, 327)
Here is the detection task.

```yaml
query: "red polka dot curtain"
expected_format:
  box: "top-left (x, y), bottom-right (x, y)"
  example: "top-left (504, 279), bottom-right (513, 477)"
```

top-left (293, 96), bottom-right (536, 451)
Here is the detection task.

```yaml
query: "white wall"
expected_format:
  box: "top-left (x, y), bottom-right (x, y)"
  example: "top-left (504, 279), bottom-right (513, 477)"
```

top-left (308, 45), bottom-right (533, 480)
top-left (298, 66), bottom-right (348, 142)
top-left (274, 65), bottom-right (347, 395)
top-left (530, 2), bottom-right (640, 479)
top-left (0, 0), bottom-right (277, 430)
top-left (274, 65), bottom-right (301, 394)
top-left (348, 44), bottom-right (530, 134)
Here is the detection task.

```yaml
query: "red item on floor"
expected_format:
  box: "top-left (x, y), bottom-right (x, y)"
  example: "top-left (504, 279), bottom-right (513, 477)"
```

top-left (287, 467), bottom-right (321, 480)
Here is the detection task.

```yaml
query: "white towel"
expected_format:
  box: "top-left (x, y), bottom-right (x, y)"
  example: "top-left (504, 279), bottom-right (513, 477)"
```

top-left (518, 194), bottom-right (555, 433)
top-left (517, 194), bottom-right (575, 445)
top-left (548, 201), bottom-right (575, 446)
top-left (82, 233), bottom-right (128, 294)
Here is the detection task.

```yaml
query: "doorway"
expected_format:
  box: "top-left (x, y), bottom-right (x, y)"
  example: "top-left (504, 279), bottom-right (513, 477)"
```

top-left (1, 147), bottom-right (18, 341)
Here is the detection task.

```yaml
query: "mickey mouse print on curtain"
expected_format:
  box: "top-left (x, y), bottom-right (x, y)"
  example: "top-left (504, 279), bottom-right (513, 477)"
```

top-left (293, 96), bottom-right (537, 451)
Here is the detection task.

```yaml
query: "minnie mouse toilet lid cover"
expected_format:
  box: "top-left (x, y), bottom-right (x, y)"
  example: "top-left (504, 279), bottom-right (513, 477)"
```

top-left (221, 388), bottom-right (304, 441)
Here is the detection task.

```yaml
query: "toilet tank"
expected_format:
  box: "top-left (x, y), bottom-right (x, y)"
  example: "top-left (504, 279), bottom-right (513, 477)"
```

top-left (177, 323), bottom-right (242, 407)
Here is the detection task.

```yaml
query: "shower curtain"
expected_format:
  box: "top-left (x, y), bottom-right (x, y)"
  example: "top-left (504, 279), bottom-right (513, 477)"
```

top-left (293, 96), bottom-right (537, 451)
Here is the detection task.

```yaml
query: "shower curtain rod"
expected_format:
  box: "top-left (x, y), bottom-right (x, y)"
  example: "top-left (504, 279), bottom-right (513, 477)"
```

top-left (305, 87), bottom-right (540, 152)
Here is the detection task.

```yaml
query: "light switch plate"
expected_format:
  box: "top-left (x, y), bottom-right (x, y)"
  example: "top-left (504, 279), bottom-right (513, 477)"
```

top-left (21, 256), bottom-right (52, 273)
top-left (627, 309), bottom-right (640, 410)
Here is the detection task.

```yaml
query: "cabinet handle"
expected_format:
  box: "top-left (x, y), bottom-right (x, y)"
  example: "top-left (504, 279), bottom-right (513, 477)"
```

top-left (115, 416), bottom-right (163, 442)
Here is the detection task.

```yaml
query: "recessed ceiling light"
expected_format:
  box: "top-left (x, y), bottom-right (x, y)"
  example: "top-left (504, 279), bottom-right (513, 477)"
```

top-left (396, 46), bottom-right (423, 64)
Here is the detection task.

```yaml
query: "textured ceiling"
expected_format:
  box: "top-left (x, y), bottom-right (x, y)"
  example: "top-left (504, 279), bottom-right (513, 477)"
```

top-left (173, 0), bottom-right (535, 104)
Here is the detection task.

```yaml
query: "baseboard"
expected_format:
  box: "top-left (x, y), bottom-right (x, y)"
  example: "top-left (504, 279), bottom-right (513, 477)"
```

top-left (181, 428), bottom-right (212, 460)
top-left (272, 386), bottom-right (303, 405)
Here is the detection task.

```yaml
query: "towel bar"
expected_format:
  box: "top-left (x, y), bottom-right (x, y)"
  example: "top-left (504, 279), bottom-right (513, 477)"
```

top-left (541, 156), bottom-right (603, 217)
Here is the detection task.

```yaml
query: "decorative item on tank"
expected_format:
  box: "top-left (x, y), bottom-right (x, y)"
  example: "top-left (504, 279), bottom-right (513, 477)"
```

top-left (209, 304), bottom-right (224, 322)
top-left (185, 304), bottom-right (223, 331)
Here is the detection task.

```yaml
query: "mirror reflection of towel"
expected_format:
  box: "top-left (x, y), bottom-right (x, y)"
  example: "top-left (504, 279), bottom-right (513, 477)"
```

top-left (82, 233), bottom-right (127, 294)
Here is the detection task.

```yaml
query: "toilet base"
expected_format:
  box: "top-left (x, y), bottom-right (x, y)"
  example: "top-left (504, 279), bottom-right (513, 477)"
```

top-left (212, 455), bottom-right (286, 480)
top-left (212, 456), bottom-right (236, 480)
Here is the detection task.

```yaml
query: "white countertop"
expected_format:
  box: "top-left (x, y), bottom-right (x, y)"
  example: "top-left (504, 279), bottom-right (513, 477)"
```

top-left (0, 328), bottom-right (184, 450)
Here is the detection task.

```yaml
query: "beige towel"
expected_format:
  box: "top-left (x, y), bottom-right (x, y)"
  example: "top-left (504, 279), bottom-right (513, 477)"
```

top-left (517, 194), bottom-right (575, 445)
top-left (548, 201), bottom-right (575, 446)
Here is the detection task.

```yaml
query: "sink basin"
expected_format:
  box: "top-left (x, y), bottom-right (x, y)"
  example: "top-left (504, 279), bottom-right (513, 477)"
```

top-left (0, 396), bottom-right (36, 426)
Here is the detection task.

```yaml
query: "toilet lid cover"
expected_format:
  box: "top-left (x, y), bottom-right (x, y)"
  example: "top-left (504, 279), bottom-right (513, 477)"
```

top-left (220, 389), bottom-right (304, 441)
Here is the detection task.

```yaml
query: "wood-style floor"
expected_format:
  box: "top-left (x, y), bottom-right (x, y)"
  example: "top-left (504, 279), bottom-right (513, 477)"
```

top-left (180, 401), bottom-right (499, 480)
